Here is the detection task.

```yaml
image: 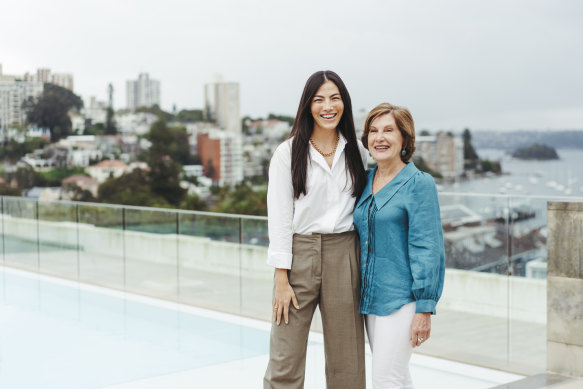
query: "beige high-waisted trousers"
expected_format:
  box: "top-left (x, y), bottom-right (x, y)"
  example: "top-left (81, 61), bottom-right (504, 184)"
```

top-left (263, 231), bottom-right (366, 389)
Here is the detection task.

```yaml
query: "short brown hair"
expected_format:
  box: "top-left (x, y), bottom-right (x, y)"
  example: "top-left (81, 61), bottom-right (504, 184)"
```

top-left (361, 103), bottom-right (416, 163)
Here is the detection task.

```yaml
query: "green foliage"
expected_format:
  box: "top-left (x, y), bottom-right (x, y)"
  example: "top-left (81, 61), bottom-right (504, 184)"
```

top-left (135, 105), bottom-right (173, 122)
top-left (413, 157), bottom-right (443, 179)
top-left (145, 120), bottom-right (187, 206)
top-left (98, 169), bottom-right (170, 207)
top-left (0, 138), bottom-right (49, 163)
top-left (462, 128), bottom-right (479, 161)
top-left (175, 109), bottom-right (204, 122)
top-left (420, 130), bottom-right (431, 136)
top-left (23, 83), bottom-right (83, 141)
top-left (0, 184), bottom-right (21, 196)
top-left (38, 167), bottom-right (88, 186)
top-left (83, 123), bottom-right (105, 136)
top-left (14, 166), bottom-right (42, 189)
top-left (512, 143), bottom-right (559, 160)
top-left (181, 193), bottom-right (208, 211)
top-left (169, 126), bottom-right (197, 165)
top-left (478, 159), bottom-right (502, 174)
top-left (214, 182), bottom-right (267, 216)
top-left (105, 107), bottom-right (117, 135)
top-left (63, 183), bottom-right (95, 202)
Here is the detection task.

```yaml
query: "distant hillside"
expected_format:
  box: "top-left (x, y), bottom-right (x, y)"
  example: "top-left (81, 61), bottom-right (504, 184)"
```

top-left (471, 130), bottom-right (583, 150)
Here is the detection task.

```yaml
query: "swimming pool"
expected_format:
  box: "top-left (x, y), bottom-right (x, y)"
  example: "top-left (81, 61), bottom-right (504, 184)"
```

top-left (0, 266), bottom-right (521, 388)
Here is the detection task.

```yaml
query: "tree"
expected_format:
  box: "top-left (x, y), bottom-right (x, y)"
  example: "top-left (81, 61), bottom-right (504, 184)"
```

top-left (145, 120), bottom-right (186, 206)
top-left (135, 105), bottom-right (173, 122)
top-left (214, 182), bottom-right (267, 216)
top-left (23, 83), bottom-right (83, 141)
top-left (98, 169), bottom-right (169, 207)
top-left (181, 193), bottom-right (208, 211)
top-left (105, 107), bottom-right (117, 135)
top-left (175, 109), bottom-right (204, 122)
top-left (462, 128), bottom-right (479, 161)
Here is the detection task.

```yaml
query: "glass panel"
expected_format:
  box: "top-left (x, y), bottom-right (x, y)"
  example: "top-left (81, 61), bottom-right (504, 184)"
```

top-left (240, 217), bottom-right (271, 321)
top-left (37, 201), bottom-right (78, 280)
top-left (178, 213), bottom-right (240, 315)
top-left (124, 208), bottom-right (178, 300)
top-left (508, 195), bottom-right (547, 373)
top-left (78, 204), bottom-right (124, 290)
top-left (2, 197), bottom-right (38, 271)
top-left (425, 193), bottom-right (510, 370)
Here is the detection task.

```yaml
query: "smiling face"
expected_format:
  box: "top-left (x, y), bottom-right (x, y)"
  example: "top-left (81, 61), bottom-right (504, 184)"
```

top-left (368, 113), bottom-right (404, 164)
top-left (310, 80), bottom-right (344, 133)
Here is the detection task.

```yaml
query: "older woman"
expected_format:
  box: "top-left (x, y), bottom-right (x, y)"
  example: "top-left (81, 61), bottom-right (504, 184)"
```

top-left (353, 103), bottom-right (445, 388)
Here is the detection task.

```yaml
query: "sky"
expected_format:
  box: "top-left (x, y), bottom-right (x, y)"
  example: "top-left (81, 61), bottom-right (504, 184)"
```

top-left (2, 0), bottom-right (582, 131)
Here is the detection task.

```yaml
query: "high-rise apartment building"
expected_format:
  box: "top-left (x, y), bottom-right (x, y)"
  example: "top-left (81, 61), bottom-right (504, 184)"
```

top-left (197, 130), bottom-right (243, 186)
top-left (23, 67), bottom-right (74, 91)
top-left (416, 132), bottom-right (464, 179)
top-left (0, 64), bottom-right (43, 130)
top-left (204, 75), bottom-right (241, 133)
top-left (126, 73), bottom-right (160, 111)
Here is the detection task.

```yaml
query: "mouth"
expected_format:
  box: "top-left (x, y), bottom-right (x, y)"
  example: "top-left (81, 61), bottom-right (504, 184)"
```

top-left (374, 145), bottom-right (390, 151)
top-left (320, 113), bottom-right (337, 120)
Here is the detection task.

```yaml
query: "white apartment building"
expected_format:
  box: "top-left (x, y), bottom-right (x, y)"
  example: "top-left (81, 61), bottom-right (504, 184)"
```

top-left (82, 96), bottom-right (108, 125)
top-left (126, 73), bottom-right (160, 111)
top-left (416, 132), bottom-right (464, 179)
top-left (204, 75), bottom-right (241, 133)
top-left (0, 70), bottom-right (43, 129)
top-left (116, 112), bottom-right (158, 135)
top-left (23, 67), bottom-right (74, 91)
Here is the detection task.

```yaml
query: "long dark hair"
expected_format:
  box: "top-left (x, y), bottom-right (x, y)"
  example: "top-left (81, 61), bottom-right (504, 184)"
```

top-left (289, 70), bottom-right (366, 199)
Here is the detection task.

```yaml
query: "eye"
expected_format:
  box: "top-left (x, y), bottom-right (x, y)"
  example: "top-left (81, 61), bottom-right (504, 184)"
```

top-left (313, 98), bottom-right (323, 103)
top-left (332, 96), bottom-right (341, 101)
top-left (369, 129), bottom-right (377, 133)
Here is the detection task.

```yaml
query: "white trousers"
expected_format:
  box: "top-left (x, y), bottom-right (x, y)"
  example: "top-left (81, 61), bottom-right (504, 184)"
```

top-left (365, 302), bottom-right (416, 389)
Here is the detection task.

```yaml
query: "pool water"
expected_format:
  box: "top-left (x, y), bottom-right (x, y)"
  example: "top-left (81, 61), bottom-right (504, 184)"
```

top-left (0, 266), bottom-right (522, 389)
top-left (0, 268), bottom-right (268, 389)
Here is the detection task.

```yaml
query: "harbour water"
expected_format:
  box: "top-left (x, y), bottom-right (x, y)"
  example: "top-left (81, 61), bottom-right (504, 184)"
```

top-left (441, 148), bottom-right (583, 197)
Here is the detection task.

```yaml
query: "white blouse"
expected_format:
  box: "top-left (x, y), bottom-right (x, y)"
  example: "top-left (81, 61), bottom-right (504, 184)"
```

top-left (266, 135), bottom-right (368, 269)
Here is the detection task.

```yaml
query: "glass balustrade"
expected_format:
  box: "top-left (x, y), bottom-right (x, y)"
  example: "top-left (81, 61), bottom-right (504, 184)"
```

top-left (1, 193), bottom-right (581, 375)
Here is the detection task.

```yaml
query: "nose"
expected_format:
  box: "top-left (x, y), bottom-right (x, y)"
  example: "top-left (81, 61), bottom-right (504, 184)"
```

top-left (323, 99), bottom-right (332, 111)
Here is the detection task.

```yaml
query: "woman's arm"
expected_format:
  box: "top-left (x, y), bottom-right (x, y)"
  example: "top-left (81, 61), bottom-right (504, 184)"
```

top-left (267, 142), bottom-right (300, 325)
top-left (407, 173), bottom-right (445, 315)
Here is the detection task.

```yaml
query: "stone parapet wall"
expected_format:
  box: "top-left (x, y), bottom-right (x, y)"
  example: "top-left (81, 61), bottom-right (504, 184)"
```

top-left (547, 201), bottom-right (583, 378)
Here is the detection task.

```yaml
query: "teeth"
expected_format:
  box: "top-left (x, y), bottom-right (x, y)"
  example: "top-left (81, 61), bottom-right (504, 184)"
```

top-left (321, 114), bottom-right (336, 119)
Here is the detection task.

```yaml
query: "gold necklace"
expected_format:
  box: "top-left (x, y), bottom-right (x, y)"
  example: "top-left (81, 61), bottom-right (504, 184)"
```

top-left (310, 133), bottom-right (340, 158)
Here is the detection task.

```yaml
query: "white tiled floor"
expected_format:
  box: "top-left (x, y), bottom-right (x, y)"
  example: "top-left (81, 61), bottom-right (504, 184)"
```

top-left (101, 332), bottom-right (522, 389)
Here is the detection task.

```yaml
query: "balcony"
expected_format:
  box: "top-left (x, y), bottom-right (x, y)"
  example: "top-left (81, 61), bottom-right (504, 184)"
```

top-left (0, 194), bottom-right (581, 388)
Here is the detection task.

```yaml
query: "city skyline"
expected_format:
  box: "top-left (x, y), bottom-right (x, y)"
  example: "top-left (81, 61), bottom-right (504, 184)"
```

top-left (2, 0), bottom-right (582, 131)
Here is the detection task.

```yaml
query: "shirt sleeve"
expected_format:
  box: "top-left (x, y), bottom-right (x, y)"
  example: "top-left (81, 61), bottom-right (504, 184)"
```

top-left (266, 141), bottom-right (295, 269)
top-left (407, 173), bottom-right (446, 314)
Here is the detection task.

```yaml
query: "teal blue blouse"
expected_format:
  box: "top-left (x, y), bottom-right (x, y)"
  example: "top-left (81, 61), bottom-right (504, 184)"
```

top-left (354, 162), bottom-right (445, 316)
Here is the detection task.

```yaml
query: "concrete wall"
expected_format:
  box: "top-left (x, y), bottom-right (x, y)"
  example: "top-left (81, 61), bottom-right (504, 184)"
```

top-left (547, 201), bottom-right (583, 378)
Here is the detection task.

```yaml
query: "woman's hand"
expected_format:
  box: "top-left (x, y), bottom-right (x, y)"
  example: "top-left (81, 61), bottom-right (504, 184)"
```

top-left (273, 268), bottom-right (300, 325)
top-left (410, 312), bottom-right (431, 347)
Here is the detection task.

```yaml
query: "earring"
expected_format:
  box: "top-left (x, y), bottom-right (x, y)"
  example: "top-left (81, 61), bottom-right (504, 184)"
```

top-left (402, 149), bottom-right (407, 156)
top-left (369, 151), bottom-right (372, 157)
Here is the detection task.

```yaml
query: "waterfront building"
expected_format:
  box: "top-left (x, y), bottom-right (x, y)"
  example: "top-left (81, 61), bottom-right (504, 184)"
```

top-left (126, 73), bottom-right (160, 111)
top-left (204, 75), bottom-right (241, 133)
top-left (416, 132), bottom-right (464, 179)
top-left (197, 130), bottom-right (243, 186)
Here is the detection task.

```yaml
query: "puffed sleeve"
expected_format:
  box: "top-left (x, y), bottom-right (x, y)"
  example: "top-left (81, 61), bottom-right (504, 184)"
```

top-left (266, 141), bottom-right (295, 269)
top-left (407, 172), bottom-right (445, 314)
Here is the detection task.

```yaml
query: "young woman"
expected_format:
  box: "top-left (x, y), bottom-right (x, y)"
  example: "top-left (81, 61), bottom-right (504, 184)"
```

top-left (354, 103), bottom-right (445, 388)
top-left (263, 71), bottom-right (367, 389)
